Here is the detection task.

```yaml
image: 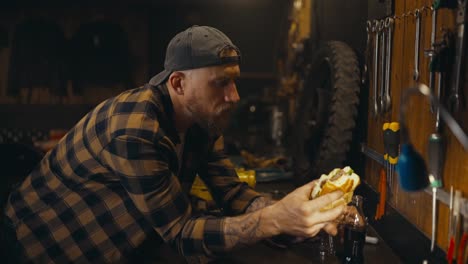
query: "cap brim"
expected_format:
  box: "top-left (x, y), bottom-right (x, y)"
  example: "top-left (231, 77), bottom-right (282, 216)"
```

top-left (149, 69), bottom-right (172, 86)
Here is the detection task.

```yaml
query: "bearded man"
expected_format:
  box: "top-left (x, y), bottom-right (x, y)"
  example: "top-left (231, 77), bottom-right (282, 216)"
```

top-left (3, 26), bottom-right (345, 263)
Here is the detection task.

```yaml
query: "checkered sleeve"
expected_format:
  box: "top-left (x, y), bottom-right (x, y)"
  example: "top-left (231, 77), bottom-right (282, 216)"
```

top-left (99, 132), bottom-right (226, 256)
top-left (200, 136), bottom-right (262, 216)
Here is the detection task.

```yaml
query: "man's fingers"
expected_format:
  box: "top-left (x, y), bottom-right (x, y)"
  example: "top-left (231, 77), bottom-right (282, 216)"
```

top-left (299, 180), bottom-right (318, 191)
top-left (323, 222), bottom-right (338, 236)
top-left (309, 203), bottom-right (346, 225)
top-left (308, 190), bottom-right (344, 210)
top-left (305, 223), bottom-right (326, 237)
top-left (295, 180), bottom-right (318, 197)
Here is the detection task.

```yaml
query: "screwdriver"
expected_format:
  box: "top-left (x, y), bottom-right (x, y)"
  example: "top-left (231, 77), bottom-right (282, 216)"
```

top-left (375, 168), bottom-right (386, 220)
top-left (428, 37), bottom-right (447, 253)
top-left (428, 131), bottom-right (444, 252)
top-left (383, 122), bottom-right (400, 190)
top-left (428, 93), bottom-right (445, 253)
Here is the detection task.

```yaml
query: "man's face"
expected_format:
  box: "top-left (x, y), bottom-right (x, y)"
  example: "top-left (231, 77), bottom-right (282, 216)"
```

top-left (182, 59), bottom-right (240, 134)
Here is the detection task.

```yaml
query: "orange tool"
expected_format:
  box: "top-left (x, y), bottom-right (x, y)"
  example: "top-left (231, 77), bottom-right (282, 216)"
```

top-left (375, 168), bottom-right (386, 220)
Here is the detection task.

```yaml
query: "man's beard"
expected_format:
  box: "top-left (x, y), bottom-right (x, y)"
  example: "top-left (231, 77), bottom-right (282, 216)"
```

top-left (186, 101), bottom-right (235, 134)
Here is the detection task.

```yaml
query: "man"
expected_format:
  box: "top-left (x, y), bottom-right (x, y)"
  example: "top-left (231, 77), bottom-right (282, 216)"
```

top-left (3, 25), bottom-right (345, 262)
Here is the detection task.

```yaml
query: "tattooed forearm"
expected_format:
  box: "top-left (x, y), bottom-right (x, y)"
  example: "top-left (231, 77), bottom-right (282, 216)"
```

top-left (223, 205), bottom-right (278, 251)
top-left (222, 196), bottom-right (276, 249)
top-left (245, 196), bottom-right (276, 213)
top-left (224, 210), bottom-right (264, 250)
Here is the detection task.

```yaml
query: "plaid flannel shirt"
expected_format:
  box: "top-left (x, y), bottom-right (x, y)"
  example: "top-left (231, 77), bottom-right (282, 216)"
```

top-left (4, 83), bottom-right (261, 263)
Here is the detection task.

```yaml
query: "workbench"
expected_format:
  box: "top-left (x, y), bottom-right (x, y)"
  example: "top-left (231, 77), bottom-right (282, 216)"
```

top-left (148, 180), bottom-right (404, 263)
top-left (215, 181), bottom-right (402, 264)
top-left (214, 225), bottom-right (401, 264)
top-left (153, 217), bottom-right (401, 264)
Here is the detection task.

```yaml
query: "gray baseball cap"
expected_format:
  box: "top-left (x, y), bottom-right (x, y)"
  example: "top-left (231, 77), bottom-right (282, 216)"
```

top-left (149, 25), bottom-right (241, 86)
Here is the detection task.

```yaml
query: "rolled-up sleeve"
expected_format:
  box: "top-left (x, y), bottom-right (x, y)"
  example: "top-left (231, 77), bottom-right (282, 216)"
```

top-left (200, 135), bottom-right (262, 216)
top-left (99, 134), bottom-right (225, 256)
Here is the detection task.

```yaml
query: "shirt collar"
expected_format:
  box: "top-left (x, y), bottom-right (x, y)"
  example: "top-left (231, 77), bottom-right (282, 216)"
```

top-left (151, 83), bottom-right (181, 144)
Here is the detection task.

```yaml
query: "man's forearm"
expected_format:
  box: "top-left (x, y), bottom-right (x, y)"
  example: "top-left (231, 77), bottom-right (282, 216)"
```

top-left (223, 205), bottom-right (279, 251)
top-left (245, 196), bottom-right (276, 213)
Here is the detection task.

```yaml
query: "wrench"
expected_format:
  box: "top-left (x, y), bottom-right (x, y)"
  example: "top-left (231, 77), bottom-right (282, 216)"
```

top-left (373, 20), bottom-right (380, 117)
top-left (429, 5), bottom-right (438, 112)
top-left (448, 0), bottom-right (467, 113)
top-left (362, 21), bottom-right (373, 85)
top-left (379, 20), bottom-right (386, 114)
top-left (414, 9), bottom-right (421, 81)
top-left (425, 48), bottom-right (438, 112)
top-left (383, 17), bottom-right (394, 113)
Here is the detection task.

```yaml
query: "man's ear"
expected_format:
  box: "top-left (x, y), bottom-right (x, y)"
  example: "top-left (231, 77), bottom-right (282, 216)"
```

top-left (168, 72), bottom-right (185, 95)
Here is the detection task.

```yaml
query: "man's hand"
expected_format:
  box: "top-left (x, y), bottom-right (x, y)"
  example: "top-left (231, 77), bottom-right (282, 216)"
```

top-left (222, 180), bottom-right (345, 251)
top-left (264, 180), bottom-right (345, 238)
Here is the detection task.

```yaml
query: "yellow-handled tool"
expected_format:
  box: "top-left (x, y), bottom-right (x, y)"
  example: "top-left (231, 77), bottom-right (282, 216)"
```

top-left (383, 122), bottom-right (400, 191)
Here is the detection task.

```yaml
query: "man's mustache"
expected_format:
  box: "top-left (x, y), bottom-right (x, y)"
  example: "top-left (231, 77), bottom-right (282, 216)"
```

top-left (218, 103), bottom-right (237, 113)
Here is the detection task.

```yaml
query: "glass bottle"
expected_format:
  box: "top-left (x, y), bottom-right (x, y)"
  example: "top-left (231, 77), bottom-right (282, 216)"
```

top-left (342, 195), bottom-right (367, 264)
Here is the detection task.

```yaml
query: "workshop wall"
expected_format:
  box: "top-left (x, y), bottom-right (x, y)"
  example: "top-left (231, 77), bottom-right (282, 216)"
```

top-left (365, 0), bottom-right (468, 251)
top-left (0, 5), bottom-right (150, 105)
top-left (0, 1), bottom-right (288, 106)
top-left (0, 1), bottom-right (287, 152)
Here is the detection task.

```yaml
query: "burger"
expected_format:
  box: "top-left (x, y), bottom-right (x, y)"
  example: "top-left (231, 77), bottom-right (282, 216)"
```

top-left (310, 166), bottom-right (360, 211)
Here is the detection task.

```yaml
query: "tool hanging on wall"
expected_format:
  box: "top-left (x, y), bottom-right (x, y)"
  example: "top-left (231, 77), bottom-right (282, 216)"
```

top-left (369, 17), bottom-right (394, 117)
top-left (362, 142), bottom-right (468, 229)
top-left (383, 122), bottom-right (400, 192)
top-left (397, 83), bottom-right (468, 192)
top-left (458, 214), bottom-right (468, 264)
top-left (382, 17), bottom-right (394, 113)
top-left (373, 20), bottom-right (381, 118)
top-left (448, 191), bottom-right (462, 263)
top-left (426, 31), bottom-right (452, 253)
top-left (457, 215), bottom-right (468, 264)
top-left (367, 5), bottom-right (439, 119)
top-left (448, 0), bottom-right (467, 113)
top-left (362, 21), bottom-right (373, 85)
top-left (426, 1), bottom-right (438, 112)
top-left (413, 9), bottom-right (422, 81)
top-left (379, 20), bottom-right (387, 115)
top-left (375, 168), bottom-right (387, 220)
top-left (448, 186), bottom-right (454, 251)
top-left (446, 188), bottom-right (468, 264)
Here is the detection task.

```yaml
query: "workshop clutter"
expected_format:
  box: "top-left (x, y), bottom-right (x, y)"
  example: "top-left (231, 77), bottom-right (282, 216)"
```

top-left (0, 128), bottom-right (68, 153)
top-left (190, 150), bottom-right (293, 213)
top-left (5, 18), bottom-right (131, 104)
top-left (190, 168), bottom-right (256, 213)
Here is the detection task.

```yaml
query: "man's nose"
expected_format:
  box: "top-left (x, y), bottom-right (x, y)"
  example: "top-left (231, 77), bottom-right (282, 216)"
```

top-left (224, 83), bottom-right (240, 103)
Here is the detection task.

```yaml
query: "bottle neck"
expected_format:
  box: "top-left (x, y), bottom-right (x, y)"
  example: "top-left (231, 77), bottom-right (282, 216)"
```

top-left (351, 195), bottom-right (366, 229)
top-left (352, 195), bottom-right (363, 208)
